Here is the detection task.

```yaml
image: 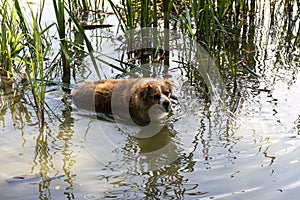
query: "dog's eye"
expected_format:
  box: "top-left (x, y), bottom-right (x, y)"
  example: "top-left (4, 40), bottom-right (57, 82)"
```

top-left (163, 91), bottom-right (170, 97)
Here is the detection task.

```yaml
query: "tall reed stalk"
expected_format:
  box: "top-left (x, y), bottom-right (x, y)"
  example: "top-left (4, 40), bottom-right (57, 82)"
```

top-left (53, 0), bottom-right (71, 89)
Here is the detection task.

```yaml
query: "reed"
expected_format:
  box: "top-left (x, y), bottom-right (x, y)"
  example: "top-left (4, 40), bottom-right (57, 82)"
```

top-left (53, 0), bottom-right (72, 89)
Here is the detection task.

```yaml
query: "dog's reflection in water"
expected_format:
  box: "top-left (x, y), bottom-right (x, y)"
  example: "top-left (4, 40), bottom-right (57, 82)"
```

top-left (132, 126), bottom-right (174, 153)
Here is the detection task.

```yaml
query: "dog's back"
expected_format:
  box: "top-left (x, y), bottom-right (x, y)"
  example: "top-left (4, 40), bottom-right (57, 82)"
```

top-left (72, 79), bottom-right (121, 113)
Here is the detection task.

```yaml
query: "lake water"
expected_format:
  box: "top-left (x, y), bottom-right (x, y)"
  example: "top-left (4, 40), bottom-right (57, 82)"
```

top-left (0, 0), bottom-right (300, 199)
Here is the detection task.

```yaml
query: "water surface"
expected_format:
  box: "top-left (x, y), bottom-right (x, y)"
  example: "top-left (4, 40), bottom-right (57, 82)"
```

top-left (0, 0), bottom-right (300, 199)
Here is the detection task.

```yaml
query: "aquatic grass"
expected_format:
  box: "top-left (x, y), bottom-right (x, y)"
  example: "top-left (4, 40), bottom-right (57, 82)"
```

top-left (24, 20), bottom-right (54, 135)
top-left (10, 0), bottom-right (56, 135)
top-left (0, 0), bottom-right (26, 77)
top-left (0, 0), bottom-right (54, 133)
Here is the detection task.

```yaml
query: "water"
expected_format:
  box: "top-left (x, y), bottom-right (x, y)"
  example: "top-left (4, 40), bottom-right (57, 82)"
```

top-left (1, 0), bottom-right (300, 199)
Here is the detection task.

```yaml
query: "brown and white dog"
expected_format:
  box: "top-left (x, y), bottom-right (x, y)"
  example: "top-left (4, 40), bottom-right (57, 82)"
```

top-left (70, 78), bottom-right (174, 126)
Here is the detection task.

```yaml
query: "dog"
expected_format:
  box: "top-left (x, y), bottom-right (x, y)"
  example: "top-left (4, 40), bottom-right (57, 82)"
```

top-left (70, 78), bottom-right (174, 126)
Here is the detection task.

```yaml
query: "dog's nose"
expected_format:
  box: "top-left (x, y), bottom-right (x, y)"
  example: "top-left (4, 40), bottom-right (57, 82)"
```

top-left (162, 100), bottom-right (170, 111)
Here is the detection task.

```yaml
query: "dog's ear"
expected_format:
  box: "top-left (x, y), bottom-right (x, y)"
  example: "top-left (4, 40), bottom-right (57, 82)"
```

top-left (139, 83), bottom-right (153, 99)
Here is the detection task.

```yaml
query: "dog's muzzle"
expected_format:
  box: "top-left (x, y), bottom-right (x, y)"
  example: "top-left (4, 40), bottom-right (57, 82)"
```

top-left (163, 100), bottom-right (171, 112)
top-left (160, 94), bottom-right (171, 113)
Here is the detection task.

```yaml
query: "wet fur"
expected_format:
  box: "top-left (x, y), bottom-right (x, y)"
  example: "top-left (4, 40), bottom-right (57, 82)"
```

top-left (71, 78), bottom-right (174, 125)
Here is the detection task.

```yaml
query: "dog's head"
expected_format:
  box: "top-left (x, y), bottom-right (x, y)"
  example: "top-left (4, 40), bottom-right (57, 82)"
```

top-left (137, 79), bottom-right (174, 113)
